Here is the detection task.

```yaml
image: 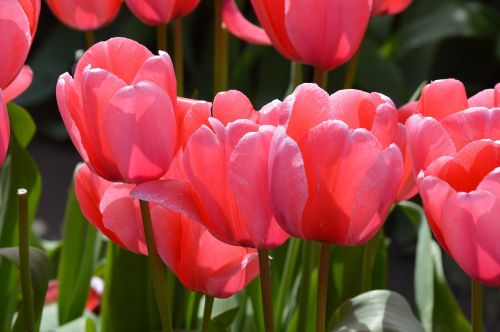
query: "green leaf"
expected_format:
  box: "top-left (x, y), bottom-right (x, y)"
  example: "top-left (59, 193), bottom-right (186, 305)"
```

top-left (0, 104), bottom-right (41, 331)
top-left (0, 247), bottom-right (51, 332)
top-left (57, 165), bottom-right (99, 324)
top-left (331, 290), bottom-right (424, 332)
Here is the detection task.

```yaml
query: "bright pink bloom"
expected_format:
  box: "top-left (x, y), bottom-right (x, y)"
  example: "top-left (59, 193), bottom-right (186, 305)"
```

top-left (57, 37), bottom-right (179, 184)
top-left (0, 91), bottom-right (9, 166)
top-left (222, 0), bottom-right (372, 70)
top-left (45, 277), bottom-right (104, 312)
top-left (0, 0), bottom-right (39, 101)
top-left (46, 0), bottom-right (122, 31)
top-left (265, 84), bottom-right (403, 245)
top-left (418, 139), bottom-right (500, 286)
top-left (371, 0), bottom-right (412, 16)
top-left (125, 0), bottom-right (201, 26)
top-left (75, 163), bottom-right (259, 298)
top-left (406, 79), bottom-right (500, 175)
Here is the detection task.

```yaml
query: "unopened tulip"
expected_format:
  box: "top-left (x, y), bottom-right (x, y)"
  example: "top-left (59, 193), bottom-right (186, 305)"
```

top-left (0, 91), bottom-right (9, 166)
top-left (75, 164), bottom-right (259, 298)
top-left (57, 37), bottom-right (178, 183)
top-left (372, 0), bottom-right (412, 16)
top-left (125, 0), bottom-right (201, 26)
top-left (0, 0), bottom-right (40, 101)
top-left (222, 0), bottom-right (372, 70)
top-left (418, 139), bottom-right (500, 286)
top-left (46, 0), bottom-right (122, 31)
top-left (133, 90), bottom-right (289, 249)
top-left (266, 83), bottom-right (403, 245)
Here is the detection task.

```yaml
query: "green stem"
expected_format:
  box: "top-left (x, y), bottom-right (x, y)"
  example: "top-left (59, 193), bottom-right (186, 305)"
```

top-left (297, 241), bottom-right (313, 332)
top-left (313, 67), bottom-right (328, 89)
top-left (213, 0), bottom-right (228, 94)
top-left (285, 62), bottom-right (303, 95)
top-left (471, 280), bottom-right (483, 332)
top-left (361, 231), bottom-right (381, 292)
top-left (258, 249), bottom-right (275, 332)
top-left (201, 295), bottom-right (214, 332)
top-left (343, 50), bottom-right (360, 89)
top-left (18, 189), bottom-right (34, 331)
top-left (316, 243), bottom-right (332, 332)
top-left (84, 30), bottom-right (95, 49)
top-left (139, 200), bottom-right (173, 332)
top-left (157, 24), bottom-right (168, 52)
top-left (174, 18), bottom-right (185, 97)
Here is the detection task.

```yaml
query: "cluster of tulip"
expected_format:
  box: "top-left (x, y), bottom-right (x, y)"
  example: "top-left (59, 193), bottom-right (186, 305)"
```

top-left (1, 0), bottom-right (499, 331)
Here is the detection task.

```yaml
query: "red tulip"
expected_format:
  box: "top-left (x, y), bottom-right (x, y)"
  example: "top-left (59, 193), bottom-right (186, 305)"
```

top-left (75, 163), bottom-right (259, 298)
top-left (0, 91), bottom-right (9, 166)
top-left (45, 0), bottom-right (122, 31)
top-left (56, 37), bottom-right (179, 184)
top-left (222, 0), bottom-right (372, 70)
top-left (0, 0), bottom-right (40, 101)
top-left (266, 84), bottom-right (403, 245)
top-left (371, 0), bottom-right (412, 16)
top-left (417, 139), bottom-right (500, 286)
top-left (45, 277), bottom-right (103, 312)
top-left (125, 0), bottom-right (201, 26)
top-left (406, 79), bottom-right (500, 175)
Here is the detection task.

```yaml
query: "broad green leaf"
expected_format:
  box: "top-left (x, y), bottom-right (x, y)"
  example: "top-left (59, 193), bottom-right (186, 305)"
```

top-left (0, 247), bottom-right (51, 332)
top-left (57, 165), bottom-right (99, 324)
top-left (0, 104), bottom-right (41, 331)
top-left (331, 290), bottom-right (424, 332)
top-left (100, 243), bottom-right (161, 332)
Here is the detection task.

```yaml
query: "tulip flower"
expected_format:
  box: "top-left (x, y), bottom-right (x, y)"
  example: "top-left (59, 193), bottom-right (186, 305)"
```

top-left (45, 0), bottom-right (122, 31)
top-left (45, 277), bottom-right (104, 312)
top-left (125, 0), bottom-right (201, 26)
top-left (222, 0), bottom-right (372, 70)
top-left (0, 0), bottom-right (40, 101)
top-left (0, 91), bottom-right (9, 167)
top-left (56, 37), bottom-right (179, 184)
top-left (75, 164), bottom-right (259, 298)
top-left (372, 0), bottom-right (412, 16)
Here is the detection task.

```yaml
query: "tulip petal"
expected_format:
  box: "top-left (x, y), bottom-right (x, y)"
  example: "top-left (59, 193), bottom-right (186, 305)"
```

top-left (222, 0), bottom-right (271, 45)
top-left (268, 126), bottom-right (308, 238)
top-left (75, 37), bottom-right (153, 85)
top-left (285, 0), bottom-right (371, 70)
top-left (229, 125), bottom-right (290, 248)
top-left (104, 81), bottom-right (177, 183)
top-left (100, 183), bottom-right (147, 255)
top-left (178, 98), bottom-right (211, 148)
top-left (259, 99), bottom-right (292, 127)
top-left (372, 0), bottom-right (412, 16)
top-left (18, 0), bottom-right (41, 36)
top-left (468, 89), bottom-right (495, 108)
top-left (417, 79), bottom-right (469, 120)
top-left (405, 114), bottom-right (456, 174)
top-left (213, 90), bottom-right (257, 125)
top-left (125, 0), bottom-right (175, 26)
top-left (2, 65), bottom-right (33, 102)
top-left (0, 0), bottom-right (31, 89)
top-left (0, 91), bottom-right (9, 166)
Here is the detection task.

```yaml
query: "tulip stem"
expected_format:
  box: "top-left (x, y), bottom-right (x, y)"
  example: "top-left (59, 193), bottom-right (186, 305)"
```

top-left (316, 243), bottom-right (332, 332)
top-left (157, 24), bottom-right (168, 52)
top-left (84, 31), bottom-right (95, 49)
top-left (18, 189), bottom-right (35, 331)
top-left (361, 231), bottom-right (382, 292)
top-left (343, 50), bottom-right (361, 89)
top-left (213, 0), bottom-right (229, 94)
top-left (286, 62), bottom-right (303, 95)
top-left (201, 295), bottom-right (214, 332)
top-left (297, 241), bottom-right (313, 332)
top-left (174, 18), bottom-right (185, 97)
top-left (139, 200), bottom-right (173, 332)
top-left (258, 249), bottom-right (275, 332)
top-left (471, 280), bottom-right (483, 332)
top-left (313, 67), bottom-right (328, 89)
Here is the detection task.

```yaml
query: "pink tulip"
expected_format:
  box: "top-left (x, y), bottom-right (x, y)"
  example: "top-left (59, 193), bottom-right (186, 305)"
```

top-left (46, 0), bottom-right (122, 31)
top-left (371, 0), bottom-right (412, 16)
top-left (125, 0), bottom-right (201, 26)
top-left (222, 0), bottom-right (372, 70)
top-left (75, 163), bottom-right (259, 298)
top-left (57, 37), bottom-right (179, 183)
top-left (0, 0), bottom-right (40, 101)
top-left (0, 91), bottom-right (9, 166)
top-left (133, 90), bottom-right (290, 249)
top-left (406, 79), bottom-right (500, 175)
top-left (45, 277), bottom-right (104, 312)
top-left (417, 139), bottom-right (500, 286)
top-left (265, 83), bottom-right (403, 245)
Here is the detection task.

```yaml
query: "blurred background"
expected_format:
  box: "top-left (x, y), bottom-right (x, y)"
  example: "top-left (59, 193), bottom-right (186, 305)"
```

top-left (15, 0), bottom-right (500, 329)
